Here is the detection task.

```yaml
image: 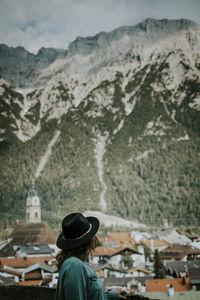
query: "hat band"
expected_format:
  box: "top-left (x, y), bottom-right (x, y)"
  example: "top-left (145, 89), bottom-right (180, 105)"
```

top-left (63, 224), bottom-right (92, 241)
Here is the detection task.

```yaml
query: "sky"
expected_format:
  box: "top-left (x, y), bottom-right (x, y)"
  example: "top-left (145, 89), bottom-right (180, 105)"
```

top-left (0, 0), bottom-right (200, 54)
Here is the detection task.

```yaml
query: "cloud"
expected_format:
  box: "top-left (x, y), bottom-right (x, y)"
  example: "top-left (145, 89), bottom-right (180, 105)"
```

top-left (0, 0), bottom-right (199, 53)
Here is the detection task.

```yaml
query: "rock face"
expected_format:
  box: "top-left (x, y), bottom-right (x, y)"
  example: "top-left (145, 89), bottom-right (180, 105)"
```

top-left (0, 44), bottom-right (67, 88)
top-left (0, 18), bottom-right (200, 227)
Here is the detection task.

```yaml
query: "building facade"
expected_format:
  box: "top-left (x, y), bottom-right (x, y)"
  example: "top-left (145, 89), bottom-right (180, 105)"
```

top-left (26, 185), bottom-right (41, 223)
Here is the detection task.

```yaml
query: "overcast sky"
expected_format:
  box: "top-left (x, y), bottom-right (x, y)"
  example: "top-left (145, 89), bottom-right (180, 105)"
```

top-left (0, 0), bottom-right (199, 54)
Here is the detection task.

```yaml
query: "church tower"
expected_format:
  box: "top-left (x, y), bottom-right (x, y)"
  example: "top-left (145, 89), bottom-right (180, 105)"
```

top-left (26, 184), bottom-right (41, 223)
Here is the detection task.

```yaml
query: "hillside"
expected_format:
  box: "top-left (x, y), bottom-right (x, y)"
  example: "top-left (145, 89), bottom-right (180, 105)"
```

top-left (0, 18), bottom-right (200, 231)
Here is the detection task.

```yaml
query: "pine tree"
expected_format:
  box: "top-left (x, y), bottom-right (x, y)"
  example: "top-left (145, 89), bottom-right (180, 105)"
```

top-left (153, 249), bottom-right (165, 279)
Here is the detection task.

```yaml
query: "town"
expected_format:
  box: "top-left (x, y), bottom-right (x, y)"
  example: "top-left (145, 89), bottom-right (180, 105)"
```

top-left (0, 186), bottom-right (200, 300)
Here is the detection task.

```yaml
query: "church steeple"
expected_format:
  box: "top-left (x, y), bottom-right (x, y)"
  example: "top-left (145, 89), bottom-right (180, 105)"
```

top-left (26, 183), bottom-right (41, 223)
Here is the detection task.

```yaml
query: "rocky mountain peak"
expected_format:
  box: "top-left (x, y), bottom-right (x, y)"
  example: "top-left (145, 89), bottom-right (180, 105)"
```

top-left (67, 18), bottom-right (200, 57)
top-left (0, 19), bottom-right (200, 227)
top-left (36, 47), bottom-right (67, 61)
top-left (0, 45), bottom-right (66, 88)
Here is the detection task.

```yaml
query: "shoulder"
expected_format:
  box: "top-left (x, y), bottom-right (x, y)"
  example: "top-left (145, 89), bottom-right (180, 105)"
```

top-left (61, 257), bottom-right (87, 273)
top-left (61, 257), bottom-right (95, 277)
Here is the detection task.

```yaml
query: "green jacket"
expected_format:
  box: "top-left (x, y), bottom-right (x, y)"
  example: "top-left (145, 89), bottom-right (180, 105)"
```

top-left (55, 256), bottom-right (118, 300)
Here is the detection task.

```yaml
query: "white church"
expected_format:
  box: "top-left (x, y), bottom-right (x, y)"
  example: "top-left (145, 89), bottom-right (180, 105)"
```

top-left (26, 184), bottom-right (41, 223)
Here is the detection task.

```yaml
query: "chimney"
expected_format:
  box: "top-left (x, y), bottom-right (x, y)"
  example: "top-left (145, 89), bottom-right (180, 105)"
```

top-left (184, 264), bottom-right (188, 277)
top-left (167, 284), bottom-right (174, 297)
top-left (182, 276), bottom-right (186, 285)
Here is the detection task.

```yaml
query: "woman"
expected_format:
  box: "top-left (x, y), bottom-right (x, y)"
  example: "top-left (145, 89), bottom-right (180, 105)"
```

top-left (55, 212), bottom-right (126, 300)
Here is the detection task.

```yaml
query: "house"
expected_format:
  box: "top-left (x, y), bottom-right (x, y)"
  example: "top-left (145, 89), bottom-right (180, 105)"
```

top-left (103, 276), bottom-right (138, 293)
top-left (13, 244), bottom-right (54, 257)
top-left (165, 260), bottom-right (200, 278)
top-left (92, 263), bottom-right (150, 279)
top-left (18, 280), bottom-right (43, 286)
top-left (0, 266), bottom-right (21, 283)
top-left (91, 246), bottom-right (141, 269)
top-left (160, 244), bottom-right (200, 262)
top-left (130, 231), bottom-right (151, 244)
top-left (126, 267), bottom-right (150, 277)
top-left (146, 277), bottom-right (190, 293)
top-left (0, 256), bottom-right (54, 271)
top-left (152, 228), bottom-right (191, 245)
top-left (0, 222), bottom-right (57, 257)
top-left (139, 290), bottom-right (200, 300)
top-left (142, 239), bottom-right (169, 253)
top-left (107, 232), bottom-right (136, 247)
top-left (188, 267), bottom-right (200, 291)
top-left (93, 263), bottom-right (127, 278)
top-left (0, 261), bottom-right (58, 287)
top-left (21, 263), bottom-right (58, 287)
top-left (0, 274), bottom-right (16, 286)
top-left (104, 276), bottom-right (153, 293)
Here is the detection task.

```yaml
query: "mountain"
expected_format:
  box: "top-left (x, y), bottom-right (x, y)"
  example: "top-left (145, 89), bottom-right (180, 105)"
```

top-left (0, 44), bottom-right (67, 88)
top-left (0, 18), bottom-right (200, 231)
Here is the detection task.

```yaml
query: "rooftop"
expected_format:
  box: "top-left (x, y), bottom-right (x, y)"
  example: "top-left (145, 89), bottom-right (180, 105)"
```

top-left (18, 280), bottom-right (42, 286)
top-left (92, 246), bottom-right (139, 257)
top-left (165, 260), bottom-right (200, 275)
top-left (160, 244), bottom-right (200, 260)
top-left (8, 222), bottom-right (56, 244)
top-left (142, 239), bottom-right (169, 248)
top-left (0, 275), bottom-right (16, 286)
top-left (108, 232), bottom-right (135, 246)
top-left (16, 244), bottom-right (53, 255)
top-left (140, 291), bottom-right (200, 300)
top-left (0, 256), bottom-right (54, 269)
top-left (146, 278), bottom-right (190, 292)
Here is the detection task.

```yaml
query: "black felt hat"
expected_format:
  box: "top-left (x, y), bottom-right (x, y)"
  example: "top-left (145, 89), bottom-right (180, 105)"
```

top-left (56, 213), bottom-right (99, 250)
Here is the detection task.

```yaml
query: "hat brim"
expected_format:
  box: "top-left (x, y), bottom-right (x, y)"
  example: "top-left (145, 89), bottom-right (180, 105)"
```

top-left (56, 216), bottom-right (99, 250)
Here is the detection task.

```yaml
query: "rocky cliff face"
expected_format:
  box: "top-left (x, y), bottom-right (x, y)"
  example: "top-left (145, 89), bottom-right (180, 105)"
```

top-left (0, 19), bottom-right (200, 227)
top-left (0, 44), bottom-right (67, 88)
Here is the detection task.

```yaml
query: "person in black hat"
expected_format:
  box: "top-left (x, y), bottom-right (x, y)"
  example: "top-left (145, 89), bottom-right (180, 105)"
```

top-left (55, 212), bottom-right (126, 300)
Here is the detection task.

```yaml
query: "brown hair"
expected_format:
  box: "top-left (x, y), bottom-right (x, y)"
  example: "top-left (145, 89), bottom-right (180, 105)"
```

top-left (56, 235), bottom-right (99, 270)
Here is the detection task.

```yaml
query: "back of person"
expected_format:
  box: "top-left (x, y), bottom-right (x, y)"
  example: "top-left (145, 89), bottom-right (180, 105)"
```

top-left (55, 212), bottom-right (126, 300)
top-left (56, 256), bottom-right (118, 300)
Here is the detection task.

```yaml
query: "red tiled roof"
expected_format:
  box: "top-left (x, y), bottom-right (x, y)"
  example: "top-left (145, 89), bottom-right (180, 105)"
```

top-left (18, 280), bottom-right (42, 286)
top-left (25, 270), bottom-right (42, 280)
top-left (92, 246), bottom-right (138, 257)
top-left (143, 239), bottom-right (169, 248)
top-left (8, 222), bottom-right (56, 244)
top-left (127, 267), bottom-right (149, 274)
top-left (0, 267), bottom-right (21, 276)
top-left (0, 222), bottom-right (56, 257)
top-left (146, 278), bottom-right (190, 292)
top-left (0, 256), bottom-right (54, 268)
top-left (108, 232), bottom-right (135, 245)
top-left (160, 244), bottom-right (200, 260)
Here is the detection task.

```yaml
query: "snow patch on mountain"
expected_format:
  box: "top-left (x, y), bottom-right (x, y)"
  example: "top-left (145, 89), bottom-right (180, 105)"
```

top-left (189, 97), bottom-right (200, 110)
top-left (135, 149), bottom-right (155, 161)
top-left (35, 130), bottom-right (61, 178)
top-left (113, 120), bottom-right (124, 135)
top-left (93, 131), bottom-right (109, 211)
top-left (143, 117), bottom-right (170, 137)
top-left (15, 120), bottom-right (41, 142)
top-left (0, 79), bottom-right (9, 95)
top-left (177, 134), bottom-right (190, 141)
top-left (16, 89), bottom-right (35, 116)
